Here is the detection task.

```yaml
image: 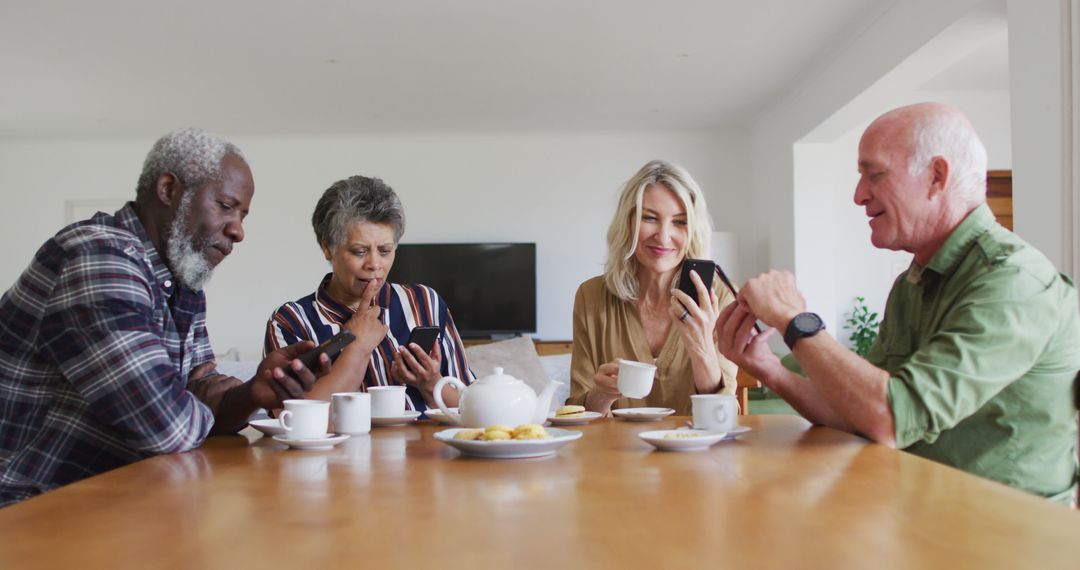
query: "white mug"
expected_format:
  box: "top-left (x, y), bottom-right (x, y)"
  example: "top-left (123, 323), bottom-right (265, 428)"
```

top-left (691, 394), bottom-right (739, 432)
top-left (369, 385), bottom-right (407, 417)
top-left (617, 359), bottom-right (656, 399)
top-left (331, 392), bottom-right (371, 435)
top-left (278, 399), bottom-right (330, 440)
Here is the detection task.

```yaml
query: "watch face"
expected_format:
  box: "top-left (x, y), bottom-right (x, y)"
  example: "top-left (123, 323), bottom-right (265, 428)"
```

top-left (794, 312), bottom-right (823, 333)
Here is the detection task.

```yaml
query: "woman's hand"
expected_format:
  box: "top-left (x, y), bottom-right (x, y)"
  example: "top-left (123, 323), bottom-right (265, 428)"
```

top-left (669, 269), bottom-right (721, 359)
top-left (584, 361), bottom-right (621, 413)
top-left (390, 342), bottom-right (443, 393)
top-left (591, 361), bottom-right (621, 396)
top-left (342, 279), bottom-right (389, 352)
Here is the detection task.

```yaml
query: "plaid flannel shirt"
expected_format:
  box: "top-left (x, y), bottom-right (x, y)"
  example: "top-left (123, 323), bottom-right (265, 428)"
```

top-left (0, 203), bottom-right (215, 506)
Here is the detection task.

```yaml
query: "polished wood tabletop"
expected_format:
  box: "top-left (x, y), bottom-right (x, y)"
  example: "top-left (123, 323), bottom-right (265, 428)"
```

top-left (1, 415), bottom-right (1079, 569)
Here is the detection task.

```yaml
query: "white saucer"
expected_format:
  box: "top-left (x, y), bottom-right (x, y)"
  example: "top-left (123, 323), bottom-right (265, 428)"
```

top-left (433, 427), bottom-right (582, 459)
top-left (248, 418), bottom-right (286, 436)
top-left (639, 429), bottom-right (726, 451)
top-left (547, 410), bottom-right (603, 426)
top-left (272, 433), bottom-right (350, 450)
top-left (611, 407), bottom-right (676, 421)
top-left (684, 423), bottom-right (752, 440)
top-left (372, 410), bottom-right (422, 427)
top-left (424, 408), bottom-right (461, 426)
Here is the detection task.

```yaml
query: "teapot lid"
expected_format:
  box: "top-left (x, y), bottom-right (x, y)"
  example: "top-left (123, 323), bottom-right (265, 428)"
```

top-left (478, 366), bottom-right (520, 384)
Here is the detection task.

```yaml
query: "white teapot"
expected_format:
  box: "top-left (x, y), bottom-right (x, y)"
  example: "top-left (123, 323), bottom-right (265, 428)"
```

top-left (433, 367), bottom-right (559, 428)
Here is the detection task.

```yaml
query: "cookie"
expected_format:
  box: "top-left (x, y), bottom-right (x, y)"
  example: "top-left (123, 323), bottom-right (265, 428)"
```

top-left (555, 405), bottom-right (586, 417)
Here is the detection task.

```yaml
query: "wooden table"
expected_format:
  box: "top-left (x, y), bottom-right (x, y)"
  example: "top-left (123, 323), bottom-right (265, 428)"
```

top-left (1, 415), bottom-right (1078, 569)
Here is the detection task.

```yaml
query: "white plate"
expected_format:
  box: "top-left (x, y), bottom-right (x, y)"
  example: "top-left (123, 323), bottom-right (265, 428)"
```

top-left (372, 411), bottom-right (422, 427)
top-left (611, 407), bottom-right (676, 421)
top-left (547, 410), bottom-right (603, 426)
top-left (638, 429), bottom-right (727, 451)
top-left (248, 418), bottom-right (286, 436)
top-left (434, 427), bottom-right (582, 459)
top-left (272, 433), bottom-right (350, 450)
top-left (684, 423), bottom-right (752, 440)
top-left (424, 408), bottom-right (461, 426)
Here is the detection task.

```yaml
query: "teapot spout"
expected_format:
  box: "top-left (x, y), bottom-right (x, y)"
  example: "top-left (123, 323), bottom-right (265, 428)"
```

top-left (532, 379), bottom-right (561, 424)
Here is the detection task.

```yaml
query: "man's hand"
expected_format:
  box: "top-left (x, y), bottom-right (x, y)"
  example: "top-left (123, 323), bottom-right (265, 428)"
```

top-left (715, 301), bottom-right (784, 382)
top-left (738, 270), bottom-right (807, 330)
top-left (186, 360), bottom-right (242, 416)
top-left (249, 341), bottom-right (323, 409)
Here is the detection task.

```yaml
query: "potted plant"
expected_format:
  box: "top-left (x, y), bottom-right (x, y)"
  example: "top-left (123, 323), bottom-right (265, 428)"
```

top-left (843, 296), bottom-right (880, 357)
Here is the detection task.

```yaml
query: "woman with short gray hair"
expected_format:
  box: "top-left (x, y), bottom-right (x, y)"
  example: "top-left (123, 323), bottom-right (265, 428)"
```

top-left (264, 175), bottom-right (473, 410)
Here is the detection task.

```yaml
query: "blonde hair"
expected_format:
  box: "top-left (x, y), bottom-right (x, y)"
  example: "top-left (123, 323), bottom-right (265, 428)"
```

top-left (603, 160), bottom-right (714, 301)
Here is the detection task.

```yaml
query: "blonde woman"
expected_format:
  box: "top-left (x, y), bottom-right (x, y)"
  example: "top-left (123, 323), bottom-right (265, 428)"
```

top-left (568, 160), bottom-right (738, 415)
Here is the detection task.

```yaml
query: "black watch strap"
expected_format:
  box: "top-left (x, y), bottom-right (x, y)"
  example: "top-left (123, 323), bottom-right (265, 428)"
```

top-left (784, 312), bottom-right (825, 349)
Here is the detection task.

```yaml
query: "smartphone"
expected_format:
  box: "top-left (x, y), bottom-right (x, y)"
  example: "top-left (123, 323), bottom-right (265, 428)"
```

top-left (287, 330), bottom-right (356, 378)
top-left (678, 259), bottom-right (716, 307)
top-left (407, 326), bottom-right (441, 354)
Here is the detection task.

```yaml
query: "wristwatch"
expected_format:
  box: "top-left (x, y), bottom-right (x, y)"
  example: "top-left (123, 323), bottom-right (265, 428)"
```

top-left (784, 312), bottom-right (825, 349)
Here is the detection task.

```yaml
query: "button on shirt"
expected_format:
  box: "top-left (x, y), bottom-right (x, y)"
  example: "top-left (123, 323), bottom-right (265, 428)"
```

top-left (869, 204), bottom-right (1080, 504)
top-left (0, 203), bottom-right (216, 506)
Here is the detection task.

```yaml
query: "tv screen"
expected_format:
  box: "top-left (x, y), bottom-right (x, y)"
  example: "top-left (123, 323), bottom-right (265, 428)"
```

top-left (390, 243), bottom-right (536, 338)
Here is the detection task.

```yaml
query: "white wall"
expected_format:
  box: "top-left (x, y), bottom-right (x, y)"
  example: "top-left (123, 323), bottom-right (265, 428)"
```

top-left (0, 130), bottom-right (751, 360)
top-left (1007, 0), bottom-right (1072, 272)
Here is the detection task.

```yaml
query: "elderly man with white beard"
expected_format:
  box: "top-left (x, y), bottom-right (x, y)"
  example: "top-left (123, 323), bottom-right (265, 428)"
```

top-left (0, 128), bottom-right (327, 506)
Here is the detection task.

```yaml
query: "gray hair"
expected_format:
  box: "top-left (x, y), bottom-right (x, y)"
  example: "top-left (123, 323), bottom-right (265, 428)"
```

top-left (135, 128), bottom-right (246, 203)
top-left (896, 104), bottom-right (988, 206)
top-left (311, 175), bottom-right (406, 251)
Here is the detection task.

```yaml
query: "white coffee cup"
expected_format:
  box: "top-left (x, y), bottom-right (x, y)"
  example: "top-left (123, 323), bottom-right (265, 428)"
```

top-left (691, 394), bottom-right (739, 432)
top-left (617, 359), bottom-right (657, 399)
top-left (278, 399), bottom-right (330, 440)
top-left (369, 385), bottom-right (407, 417)
top-left (331, 392), bottom-right (371, 435)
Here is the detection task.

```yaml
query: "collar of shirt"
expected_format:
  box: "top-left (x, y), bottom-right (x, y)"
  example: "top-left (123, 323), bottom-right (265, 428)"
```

top-left (924, 203), bottom-right (996, 279)
top-left (114, 202), bottom-right (179, 297)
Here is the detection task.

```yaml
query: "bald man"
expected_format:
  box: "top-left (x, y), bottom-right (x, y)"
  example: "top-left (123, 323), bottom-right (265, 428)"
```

top-left (717, 103), bottom-right (1080, 505)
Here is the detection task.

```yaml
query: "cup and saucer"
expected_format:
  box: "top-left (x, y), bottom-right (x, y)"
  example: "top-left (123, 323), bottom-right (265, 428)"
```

top-left (686, 394), bottom-right (751, 440)
top-left (369, 386), bottom-right (421, 426)
top-left (272, 433), bottom-right (351, 450)
top-left (271, 399), bottom-right (351, 450)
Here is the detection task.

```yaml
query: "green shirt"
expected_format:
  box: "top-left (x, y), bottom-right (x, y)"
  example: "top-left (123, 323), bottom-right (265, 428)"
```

top-left (868, 204), bottom-right (1080, 505)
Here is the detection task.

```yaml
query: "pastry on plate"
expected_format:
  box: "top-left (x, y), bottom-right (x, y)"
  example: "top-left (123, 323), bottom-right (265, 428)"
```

top-left (555, 405), bottom-right (587, 417)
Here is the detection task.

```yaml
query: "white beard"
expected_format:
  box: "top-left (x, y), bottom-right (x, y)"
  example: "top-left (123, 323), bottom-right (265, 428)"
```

top-left (165, 191), bottom-right (214, 291)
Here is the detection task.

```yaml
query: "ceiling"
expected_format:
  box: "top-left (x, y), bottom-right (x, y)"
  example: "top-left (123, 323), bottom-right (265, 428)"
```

top-left (1, 0), bottom-right (1004, 139)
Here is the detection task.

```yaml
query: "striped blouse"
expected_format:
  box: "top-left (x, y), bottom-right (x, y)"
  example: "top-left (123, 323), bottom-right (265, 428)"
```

top-left (264, 274), bottom-right (474, 411)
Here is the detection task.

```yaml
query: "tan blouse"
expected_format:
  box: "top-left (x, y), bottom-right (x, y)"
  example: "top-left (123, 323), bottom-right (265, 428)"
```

top-left (568, 276), bottom-right (738, 415)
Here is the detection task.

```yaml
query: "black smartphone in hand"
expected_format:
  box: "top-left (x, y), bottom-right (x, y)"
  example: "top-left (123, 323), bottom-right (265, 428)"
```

top-left (406, 326), bottom-right (440, 354)
top-left (678, 259), bottom-right (716, 307)
top-left (288, 330), bottom-right (356, 378)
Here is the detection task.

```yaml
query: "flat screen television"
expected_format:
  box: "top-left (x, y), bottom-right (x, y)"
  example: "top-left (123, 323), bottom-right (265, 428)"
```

top-left (390, 243), bottom-right (536, 338)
